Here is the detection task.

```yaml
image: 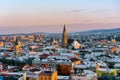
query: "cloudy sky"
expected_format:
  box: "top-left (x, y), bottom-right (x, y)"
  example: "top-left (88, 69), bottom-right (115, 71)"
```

top-left (0, 0), bottom-right (120, 34)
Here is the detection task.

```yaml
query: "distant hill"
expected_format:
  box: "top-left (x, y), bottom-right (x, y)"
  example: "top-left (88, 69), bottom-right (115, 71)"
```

top-left (1, 28), bottom-right (120, 36)
top-left (75, 28), bottom-right (120, 34)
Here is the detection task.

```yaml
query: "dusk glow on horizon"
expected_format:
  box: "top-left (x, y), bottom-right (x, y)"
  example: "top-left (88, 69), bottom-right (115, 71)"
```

top-left (0, 0), bottom-right (120, 34)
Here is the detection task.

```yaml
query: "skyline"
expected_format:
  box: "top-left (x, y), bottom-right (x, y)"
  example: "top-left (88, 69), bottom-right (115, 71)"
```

top-left (0, 0), bottom-right (120, 34)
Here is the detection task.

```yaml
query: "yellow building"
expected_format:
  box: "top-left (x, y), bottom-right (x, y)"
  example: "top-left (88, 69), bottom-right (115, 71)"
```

top-left (96, 64), bottom-right (117, 77)
top-left (16, 42), bottom-right (20, 51)
top-left (38, 70), bottom-right (57, 80)
top-left (15, 38), bottom-right (21, 56)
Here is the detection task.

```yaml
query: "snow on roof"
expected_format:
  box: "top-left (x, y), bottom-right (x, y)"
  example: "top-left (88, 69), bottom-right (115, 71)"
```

top-left (71, 70), bottom-right (97, 80)
top-left (1, 72), bottom-right (25, 75)
top-left (42, 59), bottom-right (48, 62)
top-left (60, 53), bottom-right (74, 57)
top-left (82, 60), bottom-right (107, 68)
top-left (74, 65), bottom-right (86, 69)
top-left (107, 58), bottom-right (120, 63)
top-left (114, 63), bottom-right (120, 67)
top-left (97, 68), bottom-right (114, 72)
top-left (58, 76), bottom-right (70, 79)
top-left (99, 63), bottom-right (106, 67)
top-left (44, 46), bottom-right (53, 49)
top-left (6, 57), bottom-right (13, 60)
top-left (72, 40), bottom-right (80, 46)
top-left (57, 60), bottom-right (63, 63)
top-left (72, 50), bottom-right (79, 53)
top-left (48, 55), bottom-right (68, 60)
top-left (26, 72), bottom-right (38, 78)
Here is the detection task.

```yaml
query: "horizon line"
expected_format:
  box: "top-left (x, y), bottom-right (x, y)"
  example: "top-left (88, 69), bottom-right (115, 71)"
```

top-left (0, 27), bottom-right (120, 35)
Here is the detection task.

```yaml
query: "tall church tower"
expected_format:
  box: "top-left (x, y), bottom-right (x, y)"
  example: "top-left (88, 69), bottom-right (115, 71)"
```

top-left (15, 38), bottom-right (21, 56)
top-left (62, 24), bottom-right (68, 48)
top-left (39, 35), bottom-right (43, 44)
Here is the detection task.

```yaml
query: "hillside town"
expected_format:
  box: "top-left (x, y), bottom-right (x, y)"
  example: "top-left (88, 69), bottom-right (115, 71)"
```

top-left (0, 25), bottom-right (120, 80)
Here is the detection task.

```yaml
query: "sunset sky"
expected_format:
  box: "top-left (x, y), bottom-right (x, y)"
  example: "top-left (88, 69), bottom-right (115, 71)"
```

top-left (0, 0), bottom-right (120, 34)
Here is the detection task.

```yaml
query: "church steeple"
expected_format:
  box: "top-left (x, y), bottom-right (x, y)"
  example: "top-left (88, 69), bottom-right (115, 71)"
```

top-left (14, 37), bottom-right (21, 56)
top-left (62, 24), bottom-right (68, 48)
top-left (63, 24), bottom-right (66, 32)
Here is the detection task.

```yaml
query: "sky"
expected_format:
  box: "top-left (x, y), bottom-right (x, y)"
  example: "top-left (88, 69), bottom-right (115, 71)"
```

top-left (0, 0), bottom-right (120, 34)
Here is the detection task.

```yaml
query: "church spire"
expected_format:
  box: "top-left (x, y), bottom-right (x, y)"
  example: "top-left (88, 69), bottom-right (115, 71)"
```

top-left (62, 24), bottom-right (68, 48)
top-left (63, 24), bottom-right (66, 32)
top-left (14, 37), bottom-right (21, 56)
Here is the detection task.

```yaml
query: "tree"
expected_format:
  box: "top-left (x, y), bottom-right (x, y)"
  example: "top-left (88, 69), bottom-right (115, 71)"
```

top-left (57, 64), bottom-right (71, 75)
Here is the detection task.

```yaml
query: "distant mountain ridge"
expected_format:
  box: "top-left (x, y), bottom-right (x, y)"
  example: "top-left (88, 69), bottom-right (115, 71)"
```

top-left (0, 28), bottom-right (120, 36)
top-left (75, 28), bottom-right (120, 34)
